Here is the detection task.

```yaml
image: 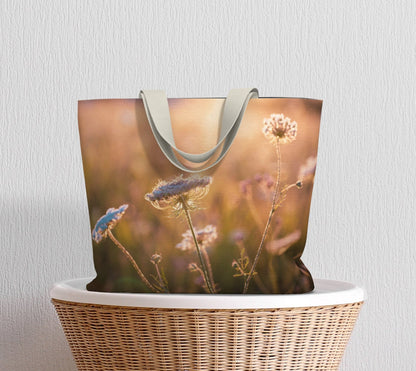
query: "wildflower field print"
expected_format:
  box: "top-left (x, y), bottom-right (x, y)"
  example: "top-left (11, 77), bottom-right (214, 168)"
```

top-left (79, 97), bottom-right (322, 294)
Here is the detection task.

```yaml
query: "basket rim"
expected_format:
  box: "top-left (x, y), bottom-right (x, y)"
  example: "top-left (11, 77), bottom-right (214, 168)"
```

top-left (50, 278), bottom-right (365, 309)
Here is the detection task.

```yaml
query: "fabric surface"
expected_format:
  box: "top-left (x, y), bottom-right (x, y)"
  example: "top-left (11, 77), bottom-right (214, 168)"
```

top-left (78, 96), bottom-right (322, 294)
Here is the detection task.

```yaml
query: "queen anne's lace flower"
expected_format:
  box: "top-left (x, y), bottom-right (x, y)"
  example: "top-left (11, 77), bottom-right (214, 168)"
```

top-left (176, 225), bottom-right (218, 251)
top-left (145, 176), bottom-right (212, 216)
top-left (92, 204), bottom-right (128, 243)
top-left (262, 113), bottom-right (297, 144)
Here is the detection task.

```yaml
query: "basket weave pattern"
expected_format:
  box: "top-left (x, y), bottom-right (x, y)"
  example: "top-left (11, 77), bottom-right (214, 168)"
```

top-left (52, 299), bottom-right (362, 371)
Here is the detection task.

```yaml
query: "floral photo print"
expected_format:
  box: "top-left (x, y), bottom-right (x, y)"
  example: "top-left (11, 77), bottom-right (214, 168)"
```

top-left (79, 97), bottom-right (322, 294)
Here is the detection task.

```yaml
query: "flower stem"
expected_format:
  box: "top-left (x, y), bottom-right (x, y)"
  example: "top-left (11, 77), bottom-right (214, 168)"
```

top-left (192, 265), bottom-right (211, 292)
top-left (202, 248), bottom-right (215, 290)
top-left (244, 140), bottom-right (281, 294)
top-left (154, 263), bottom-right (169, 293)
top-left (181, 197), bottom-right (216, 294)
top-left (108, 230), bottom-right (159, 293)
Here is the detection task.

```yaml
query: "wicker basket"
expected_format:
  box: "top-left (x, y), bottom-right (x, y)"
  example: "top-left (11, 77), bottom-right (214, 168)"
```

top-left (51, 278), bottom-right (364, 371)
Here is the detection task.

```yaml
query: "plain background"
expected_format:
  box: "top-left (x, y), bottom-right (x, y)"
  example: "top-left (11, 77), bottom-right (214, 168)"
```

top-left (1, 1), bottom-right (415, 370)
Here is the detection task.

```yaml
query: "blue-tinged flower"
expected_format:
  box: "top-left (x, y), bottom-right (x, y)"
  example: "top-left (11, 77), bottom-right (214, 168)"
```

top-left (92, 204), bottom-right (128, 243)
top-left (145, 175), bottom-right (212, 216)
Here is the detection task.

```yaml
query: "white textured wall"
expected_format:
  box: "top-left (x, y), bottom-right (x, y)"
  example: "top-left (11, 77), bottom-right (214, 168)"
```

top-left (1, 1), bottom-right (415, 370)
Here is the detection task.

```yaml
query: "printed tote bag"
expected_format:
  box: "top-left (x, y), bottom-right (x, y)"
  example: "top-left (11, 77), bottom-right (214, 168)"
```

top-left (79, 89), bottom-right (322, 294)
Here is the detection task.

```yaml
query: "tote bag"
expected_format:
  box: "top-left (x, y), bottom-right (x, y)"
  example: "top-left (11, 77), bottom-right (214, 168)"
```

top-left (78, 89), bottom-right (322, 294)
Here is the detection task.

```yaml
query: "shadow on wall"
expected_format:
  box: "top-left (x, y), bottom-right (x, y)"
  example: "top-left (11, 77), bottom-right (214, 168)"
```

top-left (1, 295), bottom-right (76, 370)
top-left (0, 198), bottom-right (93, 370)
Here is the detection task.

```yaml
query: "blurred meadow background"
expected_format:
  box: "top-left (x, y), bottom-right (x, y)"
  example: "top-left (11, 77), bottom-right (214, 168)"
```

top-left (78, 97), bottom-right (321, 294)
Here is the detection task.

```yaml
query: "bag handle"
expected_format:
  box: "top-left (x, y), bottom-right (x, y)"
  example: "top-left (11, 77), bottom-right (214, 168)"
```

top-left (140, 88), bottom-right (258, 173)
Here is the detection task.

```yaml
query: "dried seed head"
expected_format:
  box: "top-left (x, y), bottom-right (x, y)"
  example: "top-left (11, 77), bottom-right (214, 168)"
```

top-left (150, 254), bottom-right (162, 265)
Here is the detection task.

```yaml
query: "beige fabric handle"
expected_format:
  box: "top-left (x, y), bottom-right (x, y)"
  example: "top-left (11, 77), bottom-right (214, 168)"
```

top-left (140, 88), bottom-right (259, 173)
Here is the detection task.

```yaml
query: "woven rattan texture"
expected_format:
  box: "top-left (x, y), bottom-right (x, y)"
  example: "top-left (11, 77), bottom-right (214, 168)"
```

top-left (52, 299), bottom-right (362, 371)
